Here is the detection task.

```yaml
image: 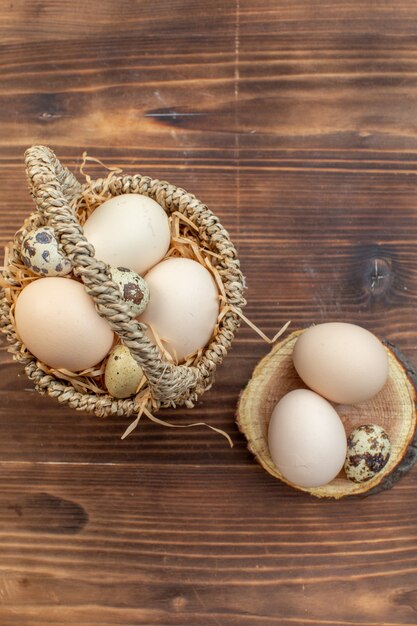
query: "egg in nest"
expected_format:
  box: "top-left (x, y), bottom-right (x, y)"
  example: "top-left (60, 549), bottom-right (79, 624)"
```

top-left (21, 227), bottom-right (72, 277)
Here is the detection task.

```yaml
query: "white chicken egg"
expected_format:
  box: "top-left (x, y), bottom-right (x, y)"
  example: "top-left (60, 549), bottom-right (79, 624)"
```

top-left (83, 193), bottom-right (171, 275)
top-left (268, 389), bottom-right (347, 488)
top-left (293, 323), bottom-right (388, 404)
top-left (139, 258), bottom-right (219, 363)
top-left (14, 277), bottom-right (114, 371)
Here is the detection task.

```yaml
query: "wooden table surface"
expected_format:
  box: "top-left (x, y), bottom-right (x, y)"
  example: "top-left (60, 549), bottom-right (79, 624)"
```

top-left (2, 1), bottom-right (417, 625)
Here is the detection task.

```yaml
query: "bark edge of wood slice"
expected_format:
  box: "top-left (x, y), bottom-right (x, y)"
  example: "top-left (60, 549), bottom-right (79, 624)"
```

top-left (236, 329), bottom-right (417, 498)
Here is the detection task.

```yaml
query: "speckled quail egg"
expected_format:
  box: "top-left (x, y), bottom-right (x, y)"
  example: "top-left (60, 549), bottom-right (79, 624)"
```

top-left (104, 345), bottom-right (143, 398)
top-left (21, 227), bottom-right (72, 277)
top-left (110, 267), bottom-right (150, 317)
top-left (344, 424), bottom-right (391, 483)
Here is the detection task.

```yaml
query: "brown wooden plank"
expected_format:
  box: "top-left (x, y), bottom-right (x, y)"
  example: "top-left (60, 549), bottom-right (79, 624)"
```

top-left (0, 346), bottom-right (258, 465)
top-left (0, 1), bottom-right (235, 42)
top-left (0, 464), bottom-right (417, 626)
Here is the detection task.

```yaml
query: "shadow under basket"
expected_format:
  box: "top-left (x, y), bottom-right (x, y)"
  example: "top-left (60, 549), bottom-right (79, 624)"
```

top-left (237, 329), bottom-right (417, 498)
top-left (0, 145), bottom-right (246, 421)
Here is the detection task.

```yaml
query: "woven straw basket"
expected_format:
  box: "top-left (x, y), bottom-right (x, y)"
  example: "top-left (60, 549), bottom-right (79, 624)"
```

top-left (0, 146), bottom-right (246, 420)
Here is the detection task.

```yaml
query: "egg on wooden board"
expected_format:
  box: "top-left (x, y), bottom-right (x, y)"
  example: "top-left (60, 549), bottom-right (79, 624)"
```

top-left (139, 258), bottom-right (219, 363)
top-left (14, 277), bottom-right (114, 371)
top-left (83, 194), bottom-right (171, 275)
top-left (344, 424), bottom-right (391, 483)
top-left (268, 389), bottom-right (347, 488)
top-left (293, 322), bottom-right (389, 404)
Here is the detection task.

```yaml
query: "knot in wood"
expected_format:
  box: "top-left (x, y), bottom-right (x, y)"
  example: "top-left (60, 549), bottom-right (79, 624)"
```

top-left (363, 255), bottom-right (393, 298)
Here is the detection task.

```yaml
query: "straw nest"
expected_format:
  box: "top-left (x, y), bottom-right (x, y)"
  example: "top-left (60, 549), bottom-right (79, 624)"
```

top-left (237, 329), bottom-right (417, 498)
top-left (0, 146), bottom-right (246, 436)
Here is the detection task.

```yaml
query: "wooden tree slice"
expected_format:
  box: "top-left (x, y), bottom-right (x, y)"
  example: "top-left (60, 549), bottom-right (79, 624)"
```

top-left (237, 329), bottom-right (417, 498)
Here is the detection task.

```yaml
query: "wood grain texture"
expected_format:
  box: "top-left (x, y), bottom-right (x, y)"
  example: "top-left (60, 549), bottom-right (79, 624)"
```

top-left (1, 0), bottom-right (417, 624)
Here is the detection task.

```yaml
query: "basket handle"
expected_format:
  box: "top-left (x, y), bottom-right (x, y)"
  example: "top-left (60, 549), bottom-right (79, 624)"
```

top-left (25, 145), bottom-right (99, 276)
top-left (24, 145), bottom-right (200, 405)
top-left (25, 145), bottom-right (83, 216)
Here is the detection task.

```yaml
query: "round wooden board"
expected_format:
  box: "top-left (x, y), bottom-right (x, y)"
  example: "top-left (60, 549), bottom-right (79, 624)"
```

top-left (236, 329), bottom-right (417, 498)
